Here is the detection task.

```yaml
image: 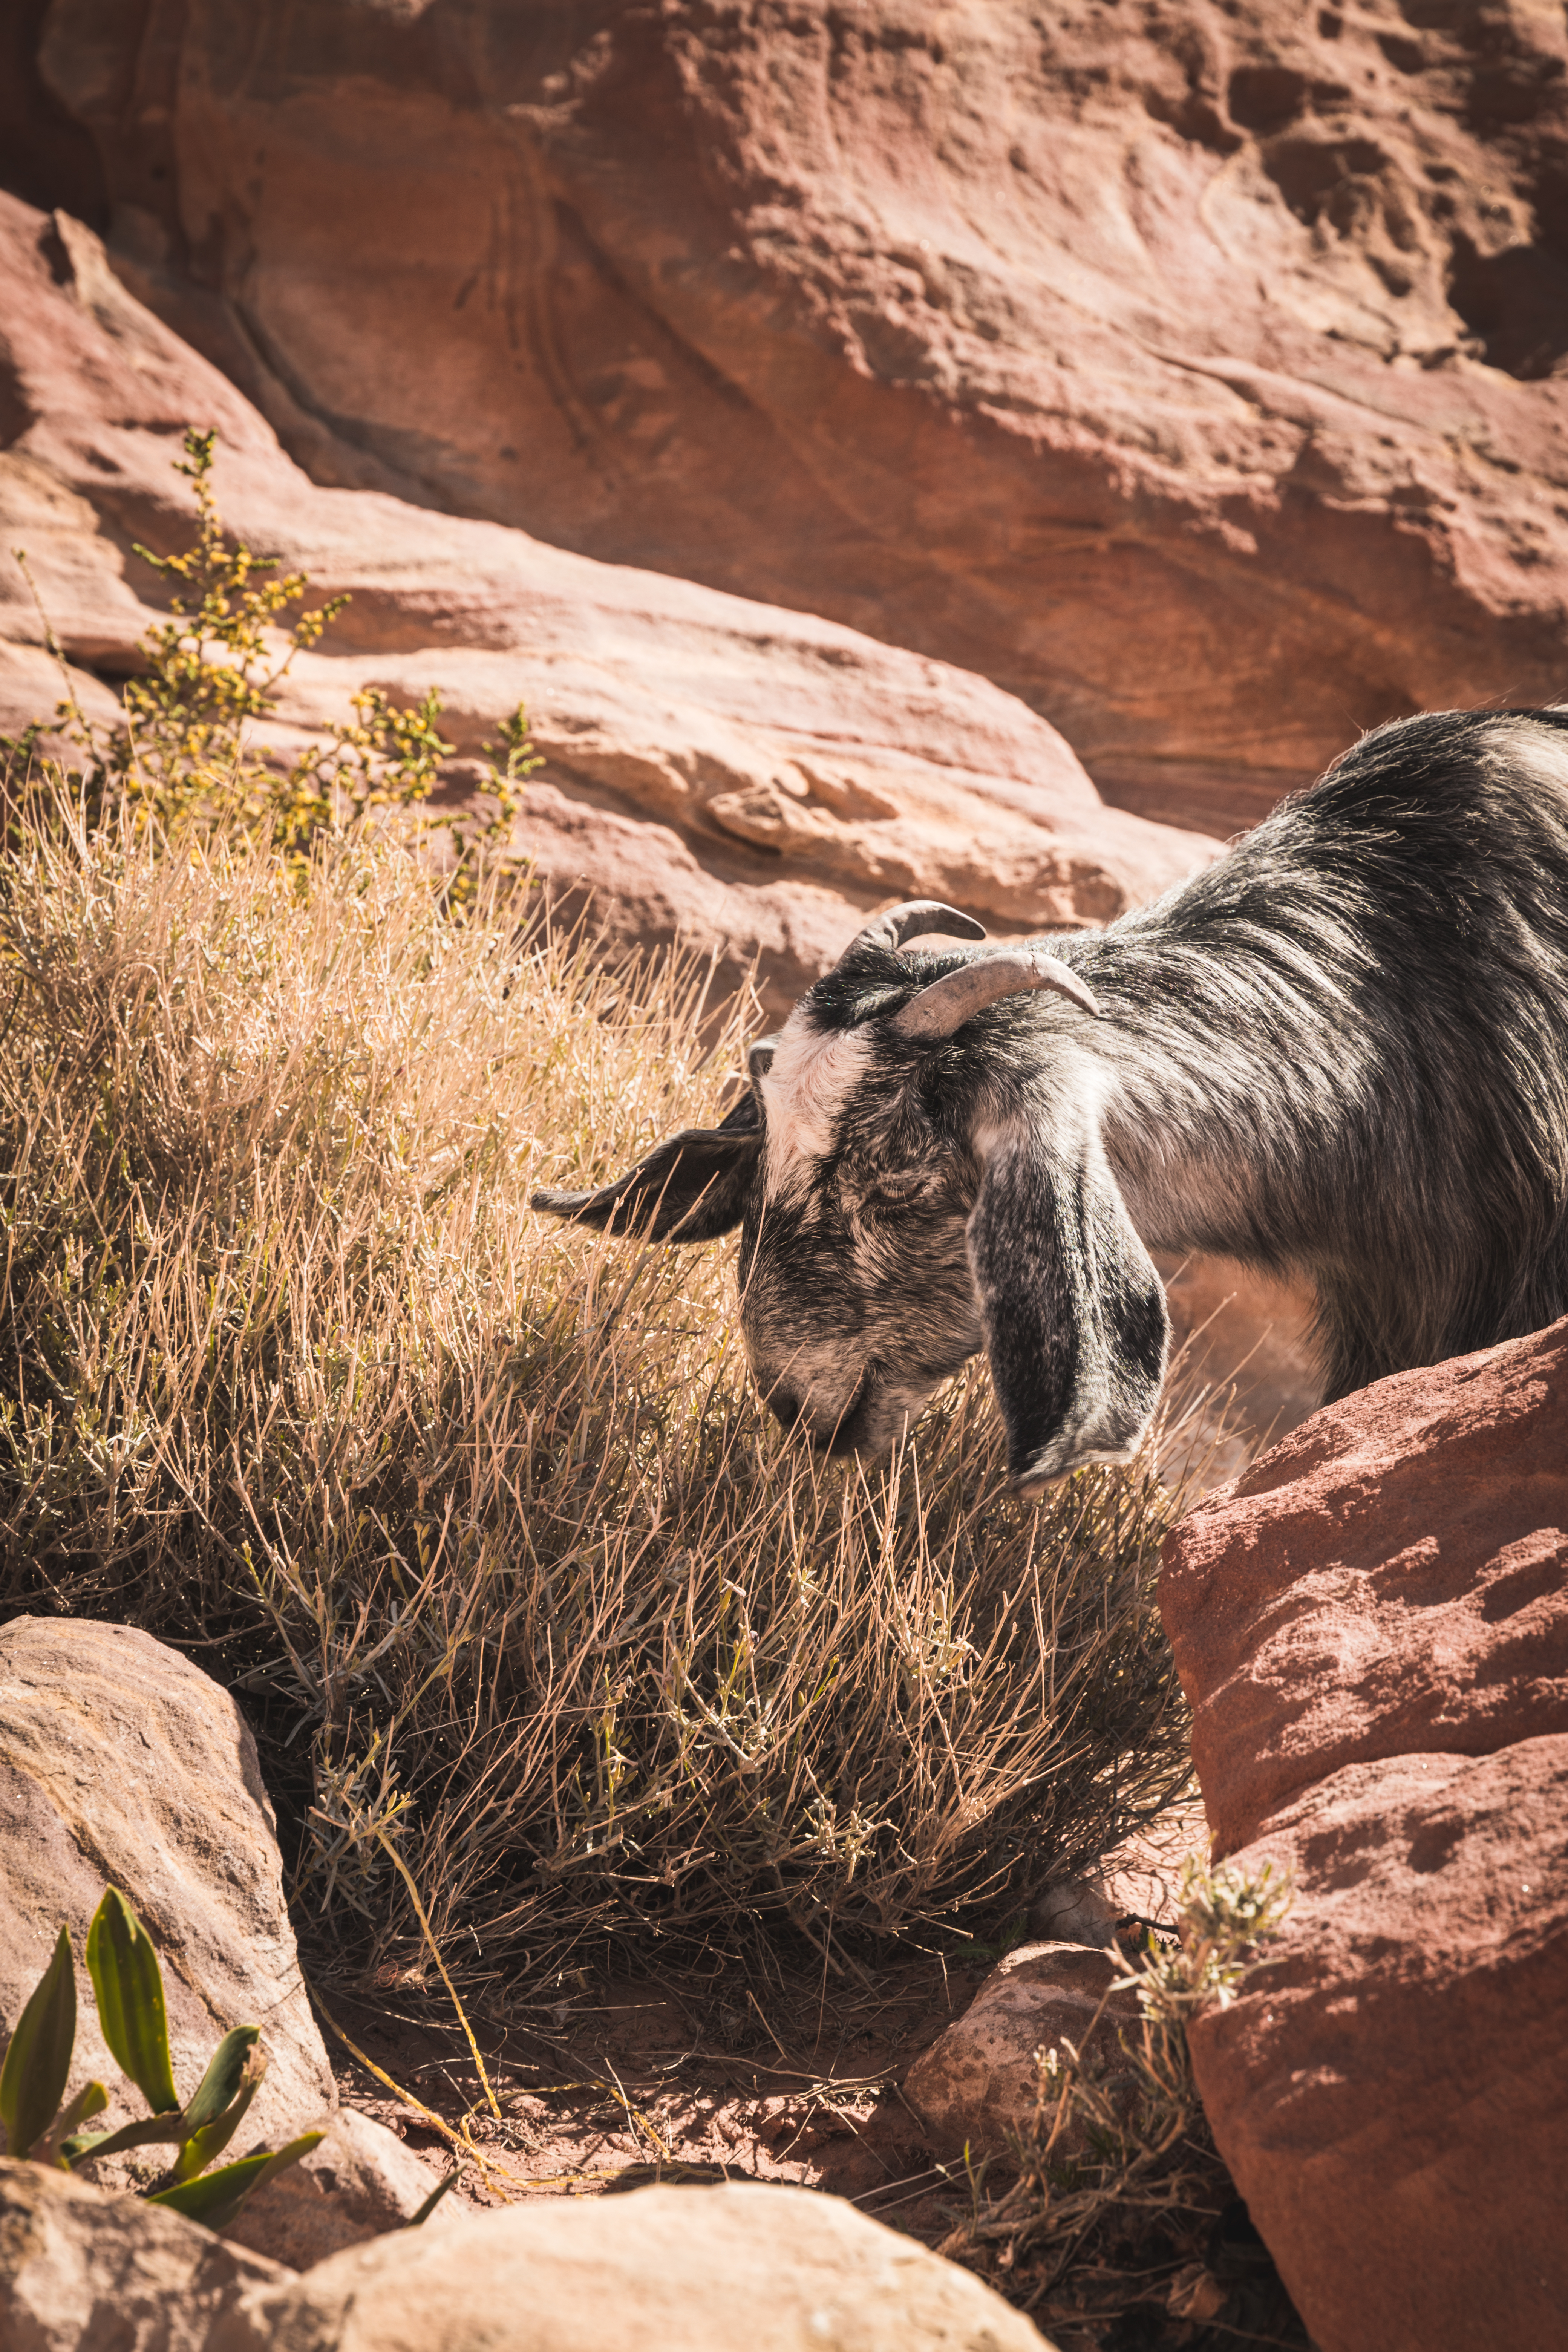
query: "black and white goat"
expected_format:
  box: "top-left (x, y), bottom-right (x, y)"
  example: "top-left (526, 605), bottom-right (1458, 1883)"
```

top-left (534, 710), bottom-right (1568, 1490)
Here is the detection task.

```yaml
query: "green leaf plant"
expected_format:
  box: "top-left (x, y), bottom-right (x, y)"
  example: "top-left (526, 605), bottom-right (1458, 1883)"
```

top-left (0, 1886), bottom-right (323, 2229)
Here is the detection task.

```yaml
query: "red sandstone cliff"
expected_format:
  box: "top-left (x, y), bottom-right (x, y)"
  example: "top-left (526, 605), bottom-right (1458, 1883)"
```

top-left (9, 1), bottom-right (1568, 833)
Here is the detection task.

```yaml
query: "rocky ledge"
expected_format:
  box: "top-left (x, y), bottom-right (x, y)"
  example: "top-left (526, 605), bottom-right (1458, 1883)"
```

top-left (0, 193), bottom-right (1217, 1023)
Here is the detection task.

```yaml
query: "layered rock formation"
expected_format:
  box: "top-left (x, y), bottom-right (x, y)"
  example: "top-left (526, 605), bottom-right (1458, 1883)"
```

top-left (11, 1), bottom-right (1568, 833)
top-left (0, 191), bottom-right (1217, 1018)
top-left (1159, 1317), bottom-right (1568, 2352)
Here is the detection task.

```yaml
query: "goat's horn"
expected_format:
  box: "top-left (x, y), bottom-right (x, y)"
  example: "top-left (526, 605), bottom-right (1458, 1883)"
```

top-left (893, 949), bottom-right (1101, 1041)
top-left (836, 900), bottom-right (987, 965)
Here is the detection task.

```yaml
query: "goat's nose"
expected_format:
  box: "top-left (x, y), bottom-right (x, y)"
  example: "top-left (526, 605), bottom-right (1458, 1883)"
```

top-left (765, 1381), bottom-right (803, 1430)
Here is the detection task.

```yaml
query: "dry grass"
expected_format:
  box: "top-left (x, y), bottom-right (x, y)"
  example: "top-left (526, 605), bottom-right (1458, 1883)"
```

top-left (0, 789), bottom-right (1194, 1997)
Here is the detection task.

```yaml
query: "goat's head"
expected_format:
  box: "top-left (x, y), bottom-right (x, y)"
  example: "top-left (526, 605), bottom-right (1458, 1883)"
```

top-left (531, 904), bottom-right (1168, 1490)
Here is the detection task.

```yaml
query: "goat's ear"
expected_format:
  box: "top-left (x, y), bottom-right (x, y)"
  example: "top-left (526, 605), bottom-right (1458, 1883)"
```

top-left (967, 1113), bottom-right (1168, 1492)
top-left (531, 1092), bottom-right (761, 1242)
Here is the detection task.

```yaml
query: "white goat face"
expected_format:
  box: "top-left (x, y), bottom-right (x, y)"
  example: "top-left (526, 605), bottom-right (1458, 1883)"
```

top-left (531, 903), bottom-right (1169, 1491)
top-left (734, 1013), bottom-right (985, 1454)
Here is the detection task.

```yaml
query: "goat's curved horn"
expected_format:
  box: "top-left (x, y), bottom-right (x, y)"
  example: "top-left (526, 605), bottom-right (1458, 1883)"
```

top-left (893, 949), bottom-right (1101, 1041)
top-left (836, 900), bottom-right (987, 965)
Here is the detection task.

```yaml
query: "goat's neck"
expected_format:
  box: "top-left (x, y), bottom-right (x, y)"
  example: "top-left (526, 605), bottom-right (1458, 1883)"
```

top-left (1086, 1000), bottom-right (1337, 1266)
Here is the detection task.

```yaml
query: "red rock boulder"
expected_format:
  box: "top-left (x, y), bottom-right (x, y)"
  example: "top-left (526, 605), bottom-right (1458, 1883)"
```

top-left (1159, 1316), bottom-right (1568, 2352)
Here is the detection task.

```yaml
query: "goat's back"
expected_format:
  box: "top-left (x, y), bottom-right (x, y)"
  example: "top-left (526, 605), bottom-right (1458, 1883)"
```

top-left (1096, 707), bottom-right (1568, 1396)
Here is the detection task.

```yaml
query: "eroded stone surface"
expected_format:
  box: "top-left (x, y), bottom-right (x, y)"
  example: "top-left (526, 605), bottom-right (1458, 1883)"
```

top-left (1161, 1318), bottom-right (1568, 2352)
top-left (0, 193), bottom-right (1217, 1024)
top-left (209, 2179), bottom-right (1055, 2352)
top-left (11, 3), bottom-right (1568, 831)
top-left (1163, 1316), bottom-right (1568, 1855)
top-left (0, 2154), bottom-right (293, 2352)
top-left (902, 1942), bottom-right (1139, 2163)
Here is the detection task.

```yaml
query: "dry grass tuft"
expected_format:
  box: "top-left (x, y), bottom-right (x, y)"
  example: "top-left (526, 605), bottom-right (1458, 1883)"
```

top-left (0, 790), bottom-right (1193, 1994)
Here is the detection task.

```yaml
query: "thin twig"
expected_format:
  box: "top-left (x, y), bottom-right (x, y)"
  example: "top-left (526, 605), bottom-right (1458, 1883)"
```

top-left (13, 548), bottom-right (91, 744)
top-left (374, 1828), bottom-right (502, 2122)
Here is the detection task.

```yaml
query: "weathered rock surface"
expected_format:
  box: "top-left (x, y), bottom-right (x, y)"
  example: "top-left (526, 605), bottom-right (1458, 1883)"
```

top-left (0, 192), bottom-right (1218, 1021)
top-left (1160, 1315), bottom-right (1568, 2352)
top-left (0, 1615), bottom-right (335, 2182)
top-left (902, 1942), bottom-right (1138, 2163)
top-left (221, 2107), bottom-right (446, 2275)
top-left (0, 2156), bottom-right (294, 2352)
top-left (12, 2), bottom-right (1568, 833)
top-left (1026, 1876), bottom-right (1121, 1950)
top-left (209, 2179), bottom-right (1054, 2352)
top-left (1166, 1315), bottom-right (1568, 1856)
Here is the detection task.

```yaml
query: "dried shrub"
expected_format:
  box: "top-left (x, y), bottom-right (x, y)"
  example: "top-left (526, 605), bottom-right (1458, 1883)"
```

top-left (0, 800), bottom-right (1194, 1993)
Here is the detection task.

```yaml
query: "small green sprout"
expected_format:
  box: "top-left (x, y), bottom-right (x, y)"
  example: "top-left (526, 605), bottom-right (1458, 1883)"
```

top-left (0, 1886), bottom-right (322, 2230)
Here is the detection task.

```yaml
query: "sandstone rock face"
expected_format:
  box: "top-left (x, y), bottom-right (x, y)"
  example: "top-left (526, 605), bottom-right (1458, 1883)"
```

top-left (1167, 1316), bottom-right (1568, 1856)
top-left (14, 2), bottom-right (1568, 834)
top-left (211, 2179), bottom-right (1052, 2352)
top-left (0, 1615), bottom-right (335, 2181)
top-left (0, 192), bottom-right (1218, 1023)
top-left (1159, 1316), bottom-right (1568, 2352)
top-left (221, 2108), bottom-right (447, 2274)
top-left (902, 1942), bottom-right (1138, 2163)
top-left (0, 2157), bottom-right (294, 2352)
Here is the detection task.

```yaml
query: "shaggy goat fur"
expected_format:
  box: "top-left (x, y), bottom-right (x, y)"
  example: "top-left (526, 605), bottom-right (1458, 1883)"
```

top-left (535, 710), bottom-right (1568, 1489)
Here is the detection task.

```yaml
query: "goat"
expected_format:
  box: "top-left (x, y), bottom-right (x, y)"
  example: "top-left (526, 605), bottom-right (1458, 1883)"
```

top-left (533, 710), bottom-right (1568, 1491)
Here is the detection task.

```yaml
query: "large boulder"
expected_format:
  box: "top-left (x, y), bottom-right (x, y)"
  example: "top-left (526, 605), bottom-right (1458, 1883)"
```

top-left (1159, 1316), bottom-right (1568, 2352)
top-left (0, 1615), bottom-right (335, 2180)
top-left (208, 2179), bottom-right (1054, 2352)
top-left (0, 2157), bottom-right (294, 2352)
top-left (11, 3), bottom-right (1568, 833)
top-left (0, 193), bottom-right (1218, 1023)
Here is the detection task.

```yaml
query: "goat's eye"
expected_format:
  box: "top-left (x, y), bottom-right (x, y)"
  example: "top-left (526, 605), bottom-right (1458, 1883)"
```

top-left (856, 1165), bottom-right (935, 1210)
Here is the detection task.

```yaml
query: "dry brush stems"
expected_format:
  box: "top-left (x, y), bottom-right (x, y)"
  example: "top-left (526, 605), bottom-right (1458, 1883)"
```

top-left (0, 796), bottom-right (1192, 1990)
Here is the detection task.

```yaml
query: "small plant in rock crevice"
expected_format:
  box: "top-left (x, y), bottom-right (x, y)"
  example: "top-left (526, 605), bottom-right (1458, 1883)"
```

top-left (0, 1885), bottom-right (320, 2226)
top-left (5, 426), bottom-right (539, 897)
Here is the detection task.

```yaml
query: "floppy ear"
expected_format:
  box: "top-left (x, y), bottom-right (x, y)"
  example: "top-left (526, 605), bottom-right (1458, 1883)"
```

top-left (967, 1109), bottom-right (1168, 1491)
top-left (531, 1092), bottom-right (761, 1242)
